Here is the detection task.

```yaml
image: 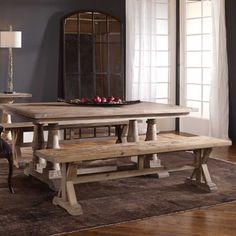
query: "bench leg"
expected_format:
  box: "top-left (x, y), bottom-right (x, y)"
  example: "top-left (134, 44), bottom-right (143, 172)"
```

top-left (53, 163), bottom-right (83, 216)
top-left (185, 148), bottom-right (217, 192)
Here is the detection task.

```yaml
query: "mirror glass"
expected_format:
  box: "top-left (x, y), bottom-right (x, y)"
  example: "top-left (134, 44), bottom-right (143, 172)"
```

top-left (63, 11), bottom-right (124, 100)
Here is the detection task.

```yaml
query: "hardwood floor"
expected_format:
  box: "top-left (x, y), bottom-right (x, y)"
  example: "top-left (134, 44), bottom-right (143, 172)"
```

top-left (67, 202), bottom-right (236, 236)
top-left (60, 144), bottom-right (236, 236)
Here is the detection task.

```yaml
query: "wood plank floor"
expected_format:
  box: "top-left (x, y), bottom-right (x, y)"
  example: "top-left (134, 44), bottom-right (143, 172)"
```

top-left (67, 202), bottom-right (236, 236)
top-left (60, 143), bottom-right (236, 236)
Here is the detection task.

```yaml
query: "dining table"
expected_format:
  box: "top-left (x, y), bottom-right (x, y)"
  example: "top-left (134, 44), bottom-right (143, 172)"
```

top-left (2, 101), bottom-right (192, 189)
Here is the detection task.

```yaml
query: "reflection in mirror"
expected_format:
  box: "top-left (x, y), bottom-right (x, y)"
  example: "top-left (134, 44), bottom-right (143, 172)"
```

top-left (63, 11), bottom-right (124, 100)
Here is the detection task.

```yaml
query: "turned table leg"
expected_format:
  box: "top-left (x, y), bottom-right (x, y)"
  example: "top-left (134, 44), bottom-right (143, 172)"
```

top-left (32, 123), bottom-right (46, 173)
top-left (127, 120), bottom-right (139, 142)
top-left (145, 119), bottom-right (160, 166)
top-left (145, 119), bottom-right (169, 178)
top-left (47, 123), bottom-right (61, 172)
top-left (25, 123), bottom-right (45, 175)
top-left (127, 120), bottom-right (139, 162)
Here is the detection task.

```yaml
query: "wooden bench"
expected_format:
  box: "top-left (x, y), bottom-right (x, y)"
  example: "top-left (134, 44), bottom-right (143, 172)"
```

top-left (0, 119), bottom-right (131, 167)
top-left (35, 134), bottom-right (231, 215)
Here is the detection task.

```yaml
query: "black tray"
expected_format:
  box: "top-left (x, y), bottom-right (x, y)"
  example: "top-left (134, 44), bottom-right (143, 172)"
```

top-left (64, 100), bottom-right (141, 107)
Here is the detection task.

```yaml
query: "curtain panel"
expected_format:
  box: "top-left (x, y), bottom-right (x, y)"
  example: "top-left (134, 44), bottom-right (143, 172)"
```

top-left (126, 0), bottom-right (229, 138)
top-left (209, 0), bottom-right (229, 139)
top-left (126, 0), bottom-right (156, 101)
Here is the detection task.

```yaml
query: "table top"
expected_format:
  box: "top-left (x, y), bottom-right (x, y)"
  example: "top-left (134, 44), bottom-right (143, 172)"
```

top-left (0, 93), bottom-right (32, 98)
top-left (0, 93), bottom-right (32, 104)
top-left (3, 102), bottom-right (192, 123)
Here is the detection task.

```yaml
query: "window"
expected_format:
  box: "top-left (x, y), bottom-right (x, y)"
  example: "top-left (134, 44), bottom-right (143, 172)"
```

top-left (180, 0), bottom-right (213, 136)
top-left (183, 0), bottom-right (213, 119)
top-left (131, 0), bottom-right (176, 105)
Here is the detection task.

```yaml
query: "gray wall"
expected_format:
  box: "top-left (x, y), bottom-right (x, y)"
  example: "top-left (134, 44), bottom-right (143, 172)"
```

top-left (0, 0), bottom-right (125, 102)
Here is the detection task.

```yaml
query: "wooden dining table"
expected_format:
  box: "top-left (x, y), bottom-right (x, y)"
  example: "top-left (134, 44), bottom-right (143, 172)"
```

top-left (3, 101), bottom-right (192, 189)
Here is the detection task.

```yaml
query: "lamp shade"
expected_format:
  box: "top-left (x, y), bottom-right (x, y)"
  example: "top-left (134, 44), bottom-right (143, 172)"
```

top-left (0, 31), bottom-right (22, 48)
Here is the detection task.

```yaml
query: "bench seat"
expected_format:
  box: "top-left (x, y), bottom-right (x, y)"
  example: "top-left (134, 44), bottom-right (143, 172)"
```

top-left (36, 135), bottom-right (230, 163)
top-left (35, 134), bottom-right (231, 215)
top-left (0, 119), bottom-right (131, 166)
top-left (0, 119), bottom-right (131, 131)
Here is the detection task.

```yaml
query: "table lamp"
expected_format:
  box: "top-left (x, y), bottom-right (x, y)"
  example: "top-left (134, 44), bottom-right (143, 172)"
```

top-left (0, 26), bottom-right (22, 93)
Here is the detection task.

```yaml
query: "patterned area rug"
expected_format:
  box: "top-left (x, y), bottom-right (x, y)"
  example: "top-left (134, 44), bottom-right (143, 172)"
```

top-left (0, 152), bottom-right (236, 236)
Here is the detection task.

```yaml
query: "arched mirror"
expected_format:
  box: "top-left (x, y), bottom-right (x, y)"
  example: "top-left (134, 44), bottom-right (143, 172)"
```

top-left (63, 11), bottom-right (124, 100)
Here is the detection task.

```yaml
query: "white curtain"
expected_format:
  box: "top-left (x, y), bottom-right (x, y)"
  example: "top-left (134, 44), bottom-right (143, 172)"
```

top-left (126, 0), bottom-right (177, 133)
top-left (126, 0), bottom-right (157, 133)
top-left (210, 0), bottom-right (229, 139)
top-left (126, 0), bottom-right (155, 101)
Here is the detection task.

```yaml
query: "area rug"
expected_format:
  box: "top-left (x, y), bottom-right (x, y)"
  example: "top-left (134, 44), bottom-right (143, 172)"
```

top-left (0, 152), bottom-right (236, 236)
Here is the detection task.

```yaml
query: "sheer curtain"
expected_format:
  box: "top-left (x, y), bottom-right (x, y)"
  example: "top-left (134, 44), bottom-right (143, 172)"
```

top-left (126, 0), bottom-right (154, 133)
top-left (126, 0), bottom-right (176, 132)
top-left (126, 0), bottom-right (156, 101)
top-left (209, 0), bottom-right (229, 139)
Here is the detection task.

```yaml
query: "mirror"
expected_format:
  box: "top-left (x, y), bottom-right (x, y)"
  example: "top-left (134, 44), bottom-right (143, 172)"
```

top-left (63, 11), bottom-right (124, 100)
